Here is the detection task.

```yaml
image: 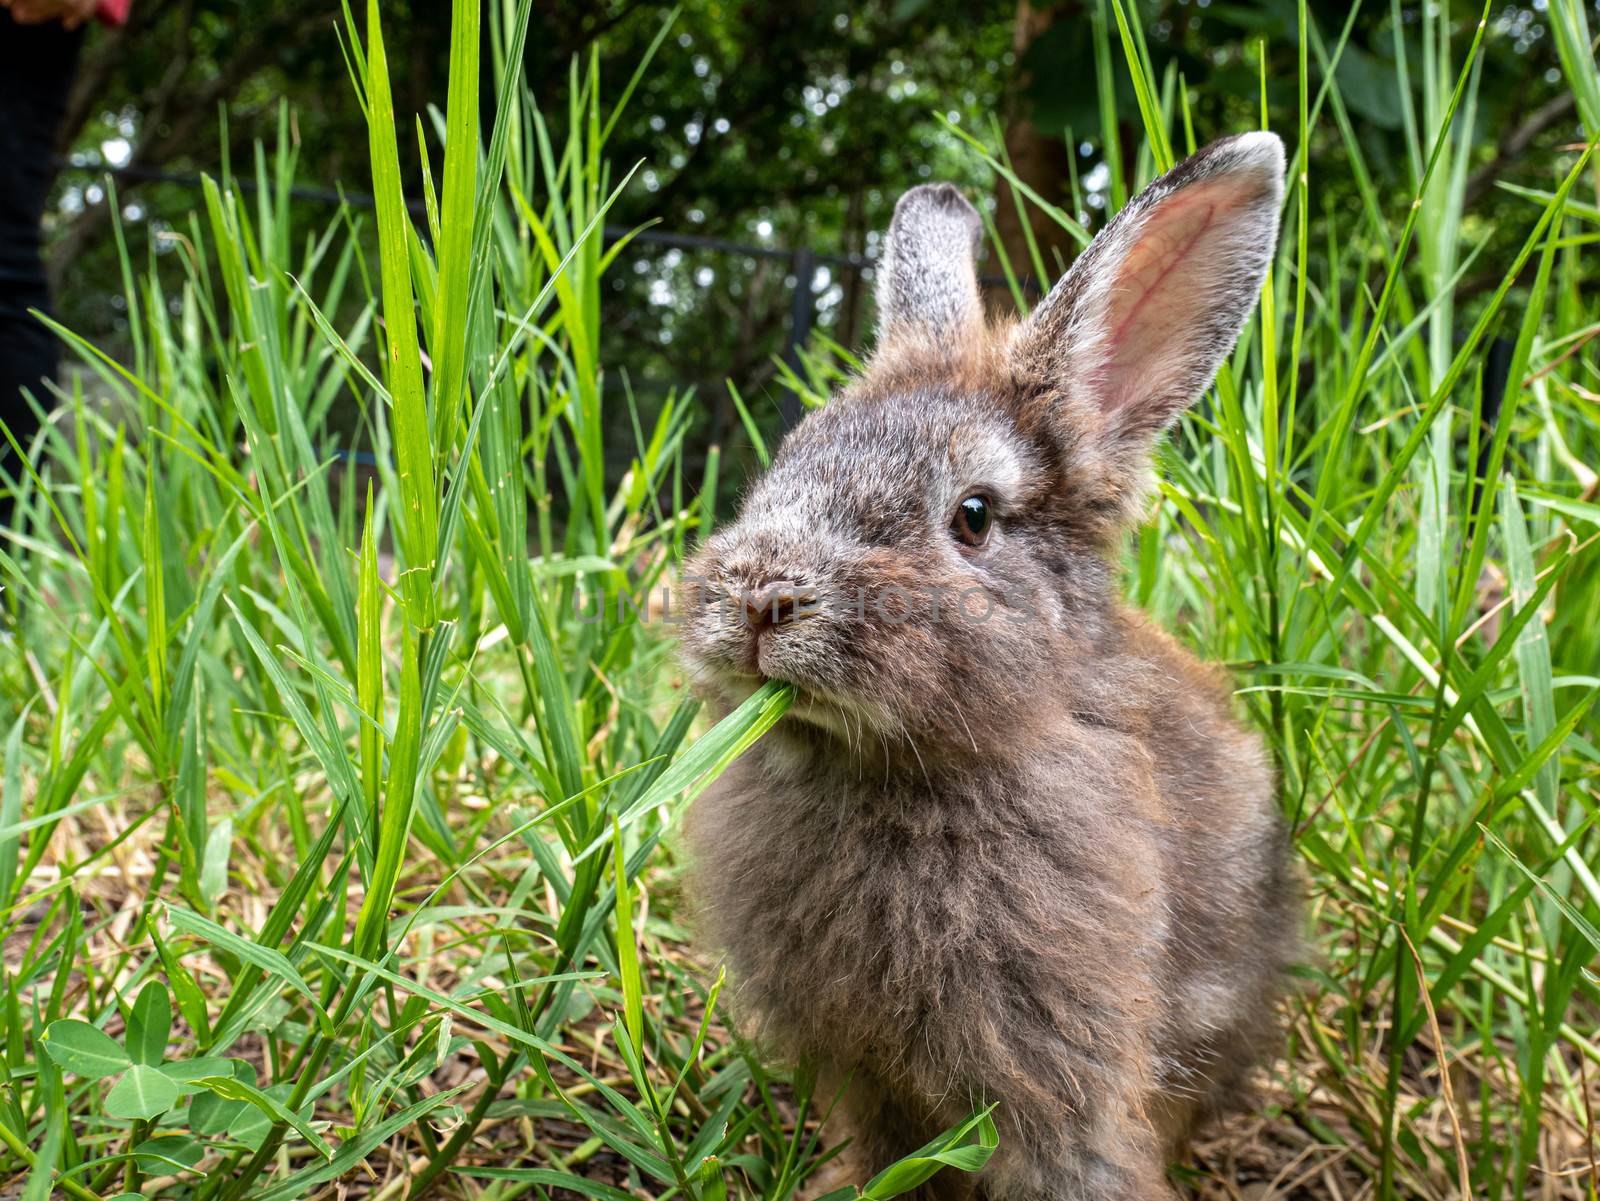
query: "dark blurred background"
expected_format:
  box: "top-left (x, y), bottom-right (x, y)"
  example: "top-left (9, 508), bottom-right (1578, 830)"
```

top-left (43, 1), bottom-right (1590, 445)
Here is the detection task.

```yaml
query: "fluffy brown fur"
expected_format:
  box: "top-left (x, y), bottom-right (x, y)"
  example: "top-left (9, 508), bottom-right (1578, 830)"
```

top-left (678, 134), bottom-right (1298, 1201)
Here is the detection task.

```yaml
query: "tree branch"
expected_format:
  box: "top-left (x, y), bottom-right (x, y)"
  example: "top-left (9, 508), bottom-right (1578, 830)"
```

top-left (1464, 92), bottom-right (1577, 209)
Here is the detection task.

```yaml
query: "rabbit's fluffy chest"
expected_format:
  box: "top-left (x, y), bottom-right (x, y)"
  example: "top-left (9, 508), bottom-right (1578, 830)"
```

top-left (685, 742), bottom-right (1170, 1083)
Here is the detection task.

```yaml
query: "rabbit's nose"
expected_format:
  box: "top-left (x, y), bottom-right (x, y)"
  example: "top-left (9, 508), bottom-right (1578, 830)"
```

top-left (740, 579), bottom-right (817, 630)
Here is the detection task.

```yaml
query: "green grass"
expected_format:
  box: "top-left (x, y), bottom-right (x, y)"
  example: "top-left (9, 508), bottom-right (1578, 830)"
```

top-left (3, 1), bottom-right (1599, 1199)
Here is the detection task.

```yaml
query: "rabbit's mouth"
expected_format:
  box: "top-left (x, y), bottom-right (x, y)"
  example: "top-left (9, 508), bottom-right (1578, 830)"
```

top-left (688, 652), bottom-right (890, 743)
top-left (784, 688), bottom-right (895, 739)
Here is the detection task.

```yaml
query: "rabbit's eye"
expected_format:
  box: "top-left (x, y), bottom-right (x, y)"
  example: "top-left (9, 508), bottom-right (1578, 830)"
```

top-left (952, 495), bottom-right (992, 548)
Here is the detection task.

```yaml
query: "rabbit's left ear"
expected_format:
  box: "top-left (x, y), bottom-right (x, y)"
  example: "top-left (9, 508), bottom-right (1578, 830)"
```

top-left (1011, 132), bottom-right (1284, 438)
top-left (876, 183), bottom-right (985, 346)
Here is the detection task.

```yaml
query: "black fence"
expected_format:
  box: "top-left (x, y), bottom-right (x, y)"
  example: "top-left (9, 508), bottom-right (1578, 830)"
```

top-left (57, 160), bottom-right (877, 426)
top-left (55, 159), bottom-right (1038, 428)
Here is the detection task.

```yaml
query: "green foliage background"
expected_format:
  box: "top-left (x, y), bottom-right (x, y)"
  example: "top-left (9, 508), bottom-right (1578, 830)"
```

top-left (3, 2), bottom-right (1600, 1200)
top-left (49, 3), bottom-right (1591, 464)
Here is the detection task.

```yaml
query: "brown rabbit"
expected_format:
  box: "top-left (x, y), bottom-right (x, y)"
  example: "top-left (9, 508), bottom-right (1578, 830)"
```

top-left (678, 133), bottom-right (1297, 1201)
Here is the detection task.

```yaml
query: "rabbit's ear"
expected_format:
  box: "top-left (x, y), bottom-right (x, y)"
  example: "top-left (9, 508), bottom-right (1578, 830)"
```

top-left (1012, 132), bottom-right (1283, 439)
top-left (876, 183), bottom-right (984, 345)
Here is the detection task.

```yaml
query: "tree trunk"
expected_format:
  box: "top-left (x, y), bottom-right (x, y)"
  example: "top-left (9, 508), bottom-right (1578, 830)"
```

top-left (993, 0), bottom-right (1080, 301)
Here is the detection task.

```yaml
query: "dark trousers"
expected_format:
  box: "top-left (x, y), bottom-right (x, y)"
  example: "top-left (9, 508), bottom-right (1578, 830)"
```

top-left (0, 10), bottom-right (82, 519)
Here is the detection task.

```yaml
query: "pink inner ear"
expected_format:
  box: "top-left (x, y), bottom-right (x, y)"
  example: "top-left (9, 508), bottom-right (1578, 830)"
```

top-left (1095, 175), bottom-right (1263, 416)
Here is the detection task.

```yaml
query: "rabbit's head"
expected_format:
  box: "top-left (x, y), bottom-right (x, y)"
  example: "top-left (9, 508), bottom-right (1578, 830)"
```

top-left (679, 133), bottom-right (1284, 757)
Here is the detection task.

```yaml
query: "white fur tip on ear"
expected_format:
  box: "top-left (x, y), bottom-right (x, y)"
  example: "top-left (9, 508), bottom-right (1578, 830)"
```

top-left (1225, 130), bottom-right (1285, 164)
top-left (1210, 131), bottom-right (1286, 188)
top-left (892, 183), bottom-right (982, 234)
